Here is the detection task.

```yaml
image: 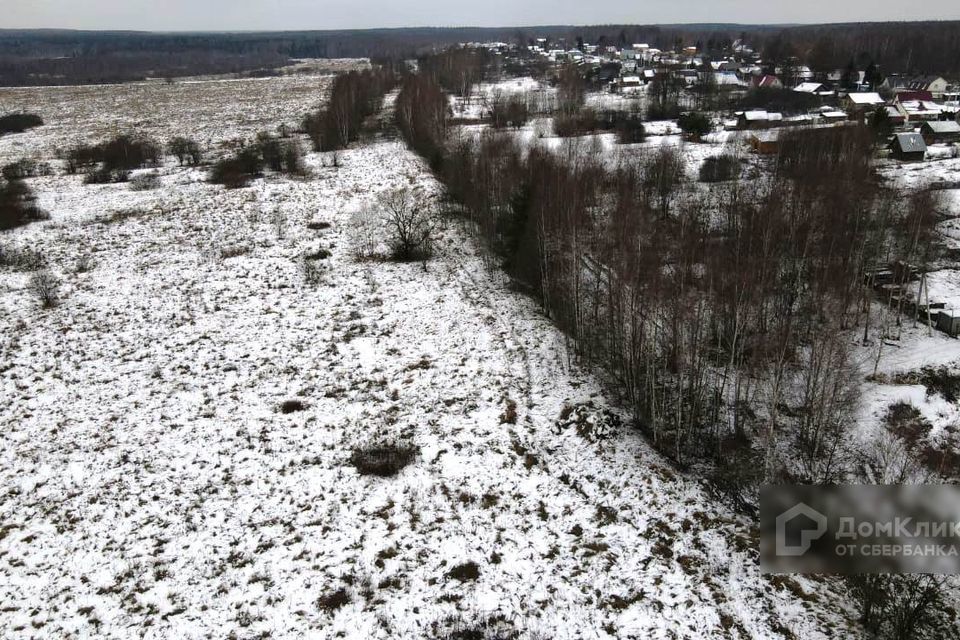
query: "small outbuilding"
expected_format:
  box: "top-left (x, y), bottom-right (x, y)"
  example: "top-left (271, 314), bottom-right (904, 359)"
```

top-left (937, 310), bottom-right (960, 338)
top-left (749, 130), bottom-right (780, 155)
top-left (890, 133), bottom-right (927, 161)
top-left (921, 120), bottom-right (960, 144)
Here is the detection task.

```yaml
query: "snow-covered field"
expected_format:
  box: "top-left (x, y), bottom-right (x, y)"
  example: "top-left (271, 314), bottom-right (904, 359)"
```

top-left (0, 78), bottom-right (865, 638)
top-left (0, 68), bottom-right (353, 163)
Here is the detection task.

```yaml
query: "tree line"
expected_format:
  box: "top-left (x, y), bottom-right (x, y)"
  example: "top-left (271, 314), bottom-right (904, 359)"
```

top-left (302, 69), bottom-right (396, 152)
top-left (396, 67), bottom-right (940, 498)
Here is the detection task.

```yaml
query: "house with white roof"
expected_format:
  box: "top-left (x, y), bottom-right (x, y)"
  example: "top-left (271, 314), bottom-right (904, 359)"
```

top-left (843, 92), bottom-right (885, 114)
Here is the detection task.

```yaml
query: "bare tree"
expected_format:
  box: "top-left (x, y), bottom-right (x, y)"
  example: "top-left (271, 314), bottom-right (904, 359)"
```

top-left (378, 189), bottom-right (436, 262)
top-left (29, 270), bottom-right (60, 308)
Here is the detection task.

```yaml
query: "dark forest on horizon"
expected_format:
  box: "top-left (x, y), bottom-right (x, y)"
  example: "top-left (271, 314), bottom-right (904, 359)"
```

top-left (0, 21), bottom-right (959, 86)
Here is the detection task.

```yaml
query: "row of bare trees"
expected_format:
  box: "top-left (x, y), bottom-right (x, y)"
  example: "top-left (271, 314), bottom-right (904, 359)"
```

top-left (302, 69), bottom-right (396, 152)
top-left (397, 71), bottom-right (938, 492)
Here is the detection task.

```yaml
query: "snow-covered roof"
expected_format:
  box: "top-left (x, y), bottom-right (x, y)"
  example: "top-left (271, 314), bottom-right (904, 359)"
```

top-left (924, 121), bottom-right (960, 134)
top-left (894, 132), bottom-right (927, 153)
top-left (742, 110), bottom-right (769, 121)
top-left (847, 92), bottom-right (884, 105)
top-left (794, 82), bottom-right (824, 93)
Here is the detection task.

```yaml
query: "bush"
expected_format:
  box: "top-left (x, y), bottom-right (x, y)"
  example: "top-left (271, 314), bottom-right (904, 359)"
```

top-left (553, 108), bottom-right (599, 137)
top-left (446, 561), bottom-right (481, 582)
top-left (699, 155), bottom-right (740, 182)
top-left (257, 133), bottom-right (304, 175)
top-left (316, 588), bottom-right (351, 611)
top-left (0, 178), bottom-right (48, 230)
top-left (2, 159), bottom-right (52, 180)
top-left (616, 114), bottom-right (647, 144)
top-left (379, 189), bottom-right (435, 262)
top-left (209, 133), bottom-right (304, 188)
top-left (95, 134), bottom-right (161, 171)
top-left (646, 102), bottom-right (681, 121)
top-left (63, 144), bottom-right (101, 174)
top-left (278, 399), bottom-right (307, 414)
top-left (209, 146), bottom-right (263, 188)
top-left (0, 113), bottom-right (43, 135)
top-left (66, 134), bottom-right (160, 177)
top-left (848, 575), bottom-right (951, 640)
top-left (129, 172), bottom-right (161, 191)
top-left (489, 93), bottom-right (530, 129)
top-left (678, 112), bottom-right (712, 141)
top-left (0, 243), bottom-right (47, 270)
top-left (29, 270), bottom-right (60, 308)
top-left (84, 167), bottom-right (130, 184)
top-left (168, 137), bottom-right (203, 166)
top-left (350, 441), bottom-right (419, 477)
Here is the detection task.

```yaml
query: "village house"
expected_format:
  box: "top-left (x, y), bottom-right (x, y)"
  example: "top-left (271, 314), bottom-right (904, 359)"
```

top-left (615, 75), bottom-right (643, 93)
top-left (843, 92), bottom-right (885, 114)
top-left (736, 110), bottom-right (783, 130)
top-left (891, 75), bottom-right (949, 100)
top-left (895, 99), bottom-right (950, 123)
top-left (753, 75), bottom-right (782, 89)
top-left (921, 120), bottom-right (960, 144)
top-left (883, 105), bottom-right (907, 127)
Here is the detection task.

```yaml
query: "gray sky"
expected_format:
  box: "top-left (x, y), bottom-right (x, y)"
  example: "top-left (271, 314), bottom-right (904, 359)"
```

top-left (2, 0), bottom-right (958, 31)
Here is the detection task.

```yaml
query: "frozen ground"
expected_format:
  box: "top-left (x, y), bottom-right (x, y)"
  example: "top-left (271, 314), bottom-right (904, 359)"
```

top-left (0, 65), bottom-right (362, 162)
top-left (0, 81), bottom-right (862, 638)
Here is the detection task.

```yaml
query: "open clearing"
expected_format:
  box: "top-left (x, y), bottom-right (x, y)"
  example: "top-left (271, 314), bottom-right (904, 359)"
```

top-left (1, 74), bottom-right (868, 638)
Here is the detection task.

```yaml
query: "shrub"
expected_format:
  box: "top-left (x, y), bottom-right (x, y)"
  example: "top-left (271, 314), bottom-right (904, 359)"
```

top-left (0, 243), bottom-right (47, 270)
top-left (553, 107), bottom-right (598, 137)
top-left (0, 113), bottom-right (43, 135)
top-left (29, 270), bottom-right (60, 308)
top-left (66, 134), bottom-right (160, 177)
top-left (129, 172), bottom-right (161, 191)
top-left (847, 575), bottom-right (951, 640)
top-left (489, 93), bottom-right (530, 129)
top-left (446, 561), bottom-right (481, 582)
top-left (257, 133), bottom-right (304, 175)
top-left (209, 133), bottom-right (304, 188)
top-left (316, 588), bottom-right (351, 611)
top-left (302, 259), bottom-right (325, 286)
top-left (379, 189), bottom-right (435, 262)
top-left (219, 244), bottom-right (251, 259)
top-left (350, 441), bottom-right (419, 477)
top-left (168, 137), bottom-right (203, 166)
top-left (699, 155), bottom-right (740, 182)
top-left (616, 114), bottom-right (647, 144)
top-left (84, 167), bottom-right (130, 184)
top-left (95, 134), bottom-right (161, 171)
top-left (63, 144), bottom-right (101, 174)
top-left (2, 159), bottom-right (52, 180)
top-left (305, 248), bottom-right (331, 261)
top-left (0, 178), bottom-right (48, 230)
top-left (209, 147), bottom-right (263, 188)
top-left (678, 112), bottom-right (712, 141)
top-left (278, 399), bottom-right (307, 414)
top-left (646, 102), bottom-right (681, 121)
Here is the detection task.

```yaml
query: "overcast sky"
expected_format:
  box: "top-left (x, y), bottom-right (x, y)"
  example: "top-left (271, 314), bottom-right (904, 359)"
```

top-left (2, 0), bottom-right (958, 31)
